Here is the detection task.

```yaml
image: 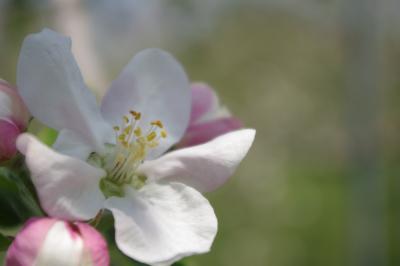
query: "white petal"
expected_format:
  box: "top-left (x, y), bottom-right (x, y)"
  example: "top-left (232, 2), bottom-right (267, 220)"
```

top-left (101, 49), bottom-right (191, 159)
top-left (34, 221), bottom-right (84, 266)
top-left (17, 28), bottom-right (112, 152)
top-left (104, 183), bottom-right (217, 266)
top-left (139, 129), bottom-right (256, 192)
top-left (17, 133), bottom-right (105, 221)
top-left (53, 129), bottom-right (94, 160)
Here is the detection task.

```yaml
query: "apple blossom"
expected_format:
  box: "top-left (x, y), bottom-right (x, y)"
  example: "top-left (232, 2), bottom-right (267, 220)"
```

top-left (16, 29), bottom-right (255, 265)
top-left (177, 82), bottom-right (242, 148)
top-left (6, 217), bottom-right (109, 266)
top-left (0, 80), bottom-right (29, 161)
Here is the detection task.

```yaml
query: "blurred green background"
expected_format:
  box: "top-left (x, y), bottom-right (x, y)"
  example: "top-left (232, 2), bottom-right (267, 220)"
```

top-left (1, 0), bottom-right (399, 265)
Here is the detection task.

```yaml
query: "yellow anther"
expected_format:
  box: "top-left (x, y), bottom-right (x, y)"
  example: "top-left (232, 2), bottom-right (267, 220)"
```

top-left (130, 110), bottom-right (141, 120)
top-left (146, 132), bottom-right (157, 142)
top-left (134, 127), bottom-right (142, 137)
top-left (108, 112), bottom-right (170, 184)
top-left (123, 125), bottom-right (132, 135)
top-left (151, 120), bottom-right (164, 128)
top-left (118, 134), bottom-right (126, 141)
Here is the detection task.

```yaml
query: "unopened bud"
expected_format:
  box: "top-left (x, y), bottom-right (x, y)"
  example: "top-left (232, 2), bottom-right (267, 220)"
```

top-left (178, 82), bottom-right (242, 148)
top-left (6, 218), bottom-right (109, 266)
top-left (0, 80), bottom-right (29, 161)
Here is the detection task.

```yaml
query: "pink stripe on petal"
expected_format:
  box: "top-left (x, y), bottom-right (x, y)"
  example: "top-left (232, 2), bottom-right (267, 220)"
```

top-left (178, 117), bottom-right (242, 148)
top-left (65, 223), bottom-right (81, 240)
top-left (190, 83), bottom-right (218, 123)
top-left (76, 223), bottom-right (110, 266)
top-left (6, 218), bottom-right (57, 266)
top-left (0, 119), bottom-right (22, 161)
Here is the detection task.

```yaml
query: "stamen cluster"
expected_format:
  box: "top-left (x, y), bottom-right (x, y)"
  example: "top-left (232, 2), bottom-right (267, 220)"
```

top-left (106, 110), bottom-right (167, 186)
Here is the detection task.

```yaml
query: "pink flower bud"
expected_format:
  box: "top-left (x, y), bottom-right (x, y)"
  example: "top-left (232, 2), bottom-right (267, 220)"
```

top-left (6, 218), bottom-right (109, 266)
top-left (178, 82), bottom-right (242, 148)
top-left (0, 80), bottom-right (29, 161)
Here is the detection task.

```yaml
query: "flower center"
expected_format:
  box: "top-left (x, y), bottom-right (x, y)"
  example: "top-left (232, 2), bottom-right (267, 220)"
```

top-left (94, 110), bottom-right (167, 198)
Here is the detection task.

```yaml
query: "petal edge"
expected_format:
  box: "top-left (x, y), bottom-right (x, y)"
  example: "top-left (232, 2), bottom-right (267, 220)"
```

top-left (17, 133), bottom-right (105, 220)
top-left (139, 129), bottom-right (256, 192)
top-left (105, 183), bottom-right (217, 265)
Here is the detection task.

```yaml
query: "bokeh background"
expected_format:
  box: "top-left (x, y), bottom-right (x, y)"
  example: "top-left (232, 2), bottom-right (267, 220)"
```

top-left (1, 0), bottom-right (399, 265)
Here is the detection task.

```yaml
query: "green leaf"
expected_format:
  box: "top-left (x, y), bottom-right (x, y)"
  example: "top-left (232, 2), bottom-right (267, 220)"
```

top-left (172, 262), bottom-right (187, 266)
top-left (0, 233), bottom-right (12, 251)
top-left (0, 167), bottom-right (43, 227)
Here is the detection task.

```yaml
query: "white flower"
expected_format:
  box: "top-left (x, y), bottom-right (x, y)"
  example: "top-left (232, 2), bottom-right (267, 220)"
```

top-left (16, 29), bottom-right (255, 265)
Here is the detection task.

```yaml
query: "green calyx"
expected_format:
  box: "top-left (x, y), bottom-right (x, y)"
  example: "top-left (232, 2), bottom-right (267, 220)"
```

top-left (99, 178), bottom-right (125, 198)
top-left (99, 174), bottom-right (148, 198)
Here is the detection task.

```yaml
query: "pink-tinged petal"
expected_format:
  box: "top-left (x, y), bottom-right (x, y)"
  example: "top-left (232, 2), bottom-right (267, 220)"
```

top-left (7, 218), bottom-right (109, 266)
top-left (16, 133), bottom-right (105, 221)
top-left (101, 48), bottom-right (191, 159)
top-left (33, 221), bottom-right (84, 266)
top-left (178, 117), bottom-right (243, 148)
top-left (104, 183), bottom-right (217, 266)
top-left (6, 218), bottom-right (57, 266)
top-left (190, 82), bottom-right (219, 123)
top-left (0, 119), bottom-right (22, 161)
top-left (0, 80), bottom-right (29, 161)
top-left (0, 80), bottom-right (29, 128)
top-left (184, 82), bottom-right (243, 147)
top-left (76, 223), bottom-right (110, 266)
top-left (17, 29), bottom-right (113, 152)
top-left (139, 129), bottom-right (256, 192)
